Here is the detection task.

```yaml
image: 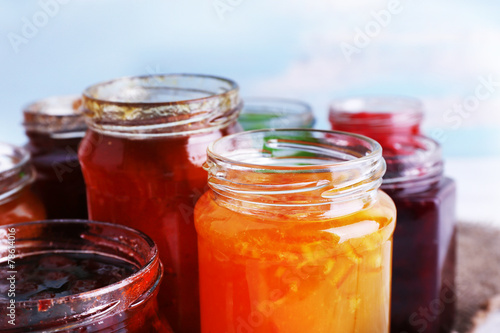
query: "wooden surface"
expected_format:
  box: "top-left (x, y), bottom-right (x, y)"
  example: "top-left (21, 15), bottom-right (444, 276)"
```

top-left (455, 222), bottom-right (500, 332)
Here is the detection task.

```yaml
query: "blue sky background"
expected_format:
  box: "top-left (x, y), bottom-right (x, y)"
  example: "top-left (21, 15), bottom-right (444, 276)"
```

top-left (1, 0), bottom-right (499, 221)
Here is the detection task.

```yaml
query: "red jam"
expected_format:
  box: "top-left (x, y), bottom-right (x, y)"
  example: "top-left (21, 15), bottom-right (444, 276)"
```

top-left (329, 96), bottom-right (423, 146)
top-left (0, 220), bottom-right (173, 332)
top-left (79, 74), bottom-right (242, 333)
top-left (23, 96), bottom-right (88, 219)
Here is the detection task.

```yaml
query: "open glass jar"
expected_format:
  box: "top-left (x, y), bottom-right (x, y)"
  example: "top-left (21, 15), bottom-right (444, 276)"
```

top-left (23, 95), bottom-right (88, 219)
top-left (0, 142), bottom-right (45, 224)
top-left (78, 74), bottom-right (242, 333)
top-left (0, 220), bottom-right (172, 332)
top-left (382, 135), bottom-right (456, 333)
top-left (238, 97), bottom-right (315, 130)
top-left (329, 96), bottom-right (423, 145)
top-left (195, 129), bottom-right (396, 333)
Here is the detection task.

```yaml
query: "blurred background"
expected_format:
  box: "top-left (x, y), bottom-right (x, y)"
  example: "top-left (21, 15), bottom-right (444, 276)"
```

top-left (1, 0), bottom-right (499, 224)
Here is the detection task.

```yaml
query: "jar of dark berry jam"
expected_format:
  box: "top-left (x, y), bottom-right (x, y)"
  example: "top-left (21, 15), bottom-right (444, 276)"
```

top-left (78, 74), bottom-right (242, 333)
top-left (0, 142), bottom-right (45, 224)
top-left (0, 220), bottom-right (173, 332)
top-left (329, 96), bottom-right (423, 146)
top-left (329, 97), bottom-right (456, 333)
top-left (23, 95), bottom-right (88, 219)
top-left (238, 97), bottom-right (315, 130)
top-left (382, 135), bottom-right (456, 333)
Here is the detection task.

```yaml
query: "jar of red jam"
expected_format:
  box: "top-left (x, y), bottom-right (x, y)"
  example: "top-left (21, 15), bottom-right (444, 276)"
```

top-left (23, 95), bottom-right (88, 219)
top-left (78, 74), bottom-right (242, 333)
top-left (329, 96), bottom-right (423, 146)
top-left (195, 129), bottom-right (396, 333)
top-left (382, 135), bottom-right (456, 333)
top-left (239, 97), bottom-right (315, 130)
top-left (0, 220), bottom-right (173, 332)
top-left (0, 142), bottom-right (46, 224)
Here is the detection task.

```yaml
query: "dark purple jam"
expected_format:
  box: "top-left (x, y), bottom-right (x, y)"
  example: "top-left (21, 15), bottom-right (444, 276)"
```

top-left (0, 253), bottom-right (138, 301)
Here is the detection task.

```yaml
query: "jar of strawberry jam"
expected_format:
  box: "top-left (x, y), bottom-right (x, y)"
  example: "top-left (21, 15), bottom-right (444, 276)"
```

top-left (239, 97), bottom-right (315, 130)
top-left (382, 135), bottom-right (456, 333)
top-left (0, 142), bottom-right (45, 224)
top-left (195, 129), bottom-right (396, 333)
top-left (0, 220), bottom-right (173, 332)
top-left (23, 95), bottom-right (88, 219)
top-left (78, 74), bottom-right (242, 333)
top-left (329, 96), bottom-right (423, 146)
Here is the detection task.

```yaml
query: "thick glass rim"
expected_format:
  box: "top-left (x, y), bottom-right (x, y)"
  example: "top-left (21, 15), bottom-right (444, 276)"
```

top-left (329, 95), bottom-right (423, 126)
top-left (83, 73), bottom-right (239, 106)
top-left (239, 97), bottom-right (315, 129)
top-left (0, 142), bottom-right (34, 202)
top-left (81, 74), bottom-right (242, 137)
top-left (23, 95), bottom-right (86, 135)
top-left (0, 219), bottom-right (160, 308)
top-left (207, 128), bottom-right (383, 171)
top-left (382, 134), bottom-right (443, 187)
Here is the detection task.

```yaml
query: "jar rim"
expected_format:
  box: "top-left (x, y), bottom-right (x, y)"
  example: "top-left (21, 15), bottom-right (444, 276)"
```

top-left (204, 129), bottom-right (386, 210)
top-left (329, 95), bottom-right (423, 127)
top-left (81, 74), bottom-right (242, 137)
top-left (207, 128), bottom-right (383, 171)
top-left (239, 97), bottom-right (315, 129)
top-left (0, 220), bottom-right (162, 331)
top-left (382, 135), bottom-right (443, 188)
top-left (23, 95), bottom-right (86, 135)
top-left (0, 142), bottom-right (34, 202)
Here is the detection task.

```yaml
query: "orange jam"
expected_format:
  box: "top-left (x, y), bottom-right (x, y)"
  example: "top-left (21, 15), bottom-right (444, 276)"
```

top-left (195, 130), bottom-right (396, 333)
top-left (0, 142), bottom-right (45, 224)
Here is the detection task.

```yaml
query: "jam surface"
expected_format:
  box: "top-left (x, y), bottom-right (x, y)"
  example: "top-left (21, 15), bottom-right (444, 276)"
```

top-left (0, 253), bottom-right (137, 301)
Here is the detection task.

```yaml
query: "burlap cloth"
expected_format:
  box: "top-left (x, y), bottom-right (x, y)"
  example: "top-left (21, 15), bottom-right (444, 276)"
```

top-left (454, 222), bottom-right (500, 332)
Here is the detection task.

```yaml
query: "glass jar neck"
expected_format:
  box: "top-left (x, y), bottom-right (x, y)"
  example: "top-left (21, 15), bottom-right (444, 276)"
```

top-left (23, 95), bottom-right (87, 139)
top-left (0, 220), bottom-right (162, 332)
top-left (204, 129), bottom-right (385, 219)
top-left (329, 96), bottom-right (423, 135)
top-left (82, 74), bottom-right (242, 138)
top-left (0, 143), bottom-right (34, 204)
top-left (380, 135), bottom-right (444, 193)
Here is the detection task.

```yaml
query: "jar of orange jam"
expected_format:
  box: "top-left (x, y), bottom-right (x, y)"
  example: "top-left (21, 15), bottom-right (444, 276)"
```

top-left (78, 74), bottom-right (242, 333)
top-left (195, 129), bottom-right (396, 333)
top-left (0, 142), bottom-right (45, 224)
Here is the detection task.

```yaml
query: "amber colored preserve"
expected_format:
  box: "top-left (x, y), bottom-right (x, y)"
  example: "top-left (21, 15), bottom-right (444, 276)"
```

top-left (0, 142), bottom-right (45, 224)
top-left (195, 129), bottom-right (396, 333)
top-left (0, 220), bottom-right (173, 332)
top-left (78, 74), bottom-right (242, 333)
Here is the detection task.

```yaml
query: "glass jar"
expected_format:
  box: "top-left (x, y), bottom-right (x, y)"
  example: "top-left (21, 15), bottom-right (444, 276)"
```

top-left (238, 97), bottom-right (315, 130)
top-left (382, 135), bottom-right (456, 333)
top-left (0, 142), bottom-right (45, 224)
top-left (329, 96), bottom-right (423, 146)
top-left (78, 74), bottom-right (243, 333)
top-left (195, 129), bottom-right (396, 333)
top-left (23, 95), bottom-right (88, 219)
top-left (0, 220), bottom-right (173, 332)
